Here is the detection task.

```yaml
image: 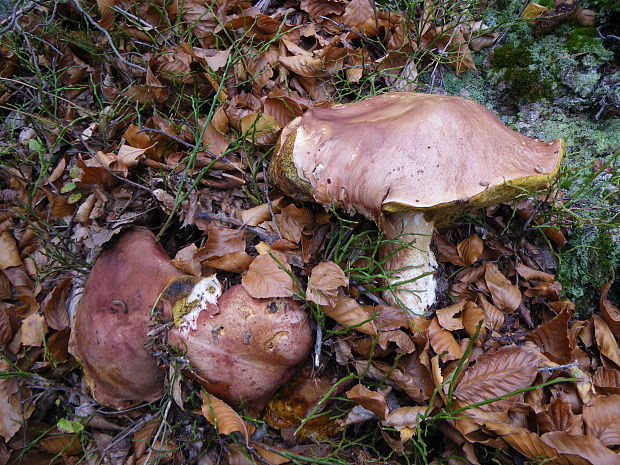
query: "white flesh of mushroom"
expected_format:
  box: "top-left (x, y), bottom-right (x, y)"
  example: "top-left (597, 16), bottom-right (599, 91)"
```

top-left (381, 212), bottom-right (438, 316)
top-left (178, 275), bottom-right (222, 335)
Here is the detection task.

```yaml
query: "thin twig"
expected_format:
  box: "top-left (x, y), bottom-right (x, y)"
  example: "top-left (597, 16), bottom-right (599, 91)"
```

top-left (538, 362), bottom-right (579, 373)
top-left (70, 0), bottom-right (146, 73)
top-left (196, 211), bottom-right (279, 244)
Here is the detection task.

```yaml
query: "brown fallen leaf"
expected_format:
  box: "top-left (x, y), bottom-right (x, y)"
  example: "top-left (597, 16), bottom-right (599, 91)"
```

top-left (600, 281), bottom-right (620, 338)
top-left (462, 301), bottom-right (486, 345)
top-left (242, 252), bottom-right (294, 298)
top-left (593, 367), bottom-right (620, 395)
top-left (200, 391), bottom-right (254, 440)
top-left (204, 251), bottom-right (254, 273)
top-left (435, 301), bottom-right (465, 331)
top-left (593, 314), bottom-right (620, 370)
top-left (454, 346), bottom-right (539, 411)
top-left (196, 225), bottom-right (246, 261)
top-left (428, 317), bottom-right (463, 362)
top-left (434, 235), bottom-right (465, 266)
top-left (172, 243), bottom-right (201, 276)
top-left (345, 384), bottom-right (389, 420)
top-left (527, 307), bottom-right (571, 364)
top-left (41, 277), bottom-right (72, 331)
top-left (456, 234), bottom-right (484, 266)
top-left (537, 397), bottom-right (574, 434)
top-left (306, 261), bottom-right (348, 306)
top-left (476, 294), bottom-right (504, 331)
top-left (0, 305), bottom-right (12, 345)
top-left (583, 394), bottom-right (620, 447)
top-left (541, 431), bottom-right (620, 465)
top-left (21, 313), bottom-right (47, 347)
top-left (0, 361), bottom-right (35, 441)
top-left (322, 295), bottom-right (377, 335)
top-left (516, 262), bottom-right (555, 282)
top-left (484, 263), bottom-right (521, 312)
top-left (485, 422), bottom-right (561, 464)
top-left (0, 231), bottom-right (22, 269)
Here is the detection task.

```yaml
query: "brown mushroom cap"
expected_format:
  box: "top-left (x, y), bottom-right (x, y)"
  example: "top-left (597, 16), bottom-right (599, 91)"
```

top-left (68, 229), bottom-right (183, 409)
top-left (271, 92), bottom-right (564, 222)
top-left (168, 284), bottom-right (313, 405)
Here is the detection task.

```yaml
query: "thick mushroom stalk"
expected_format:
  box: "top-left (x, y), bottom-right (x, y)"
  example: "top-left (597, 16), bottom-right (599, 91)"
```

top-left (382, 212), bottom-right (437, 315)
top-left (270, 92), bottom-right (564, 316)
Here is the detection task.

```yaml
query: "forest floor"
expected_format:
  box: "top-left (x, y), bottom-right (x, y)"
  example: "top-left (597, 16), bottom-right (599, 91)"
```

top-left (0, 0), bottom-right (619, 464)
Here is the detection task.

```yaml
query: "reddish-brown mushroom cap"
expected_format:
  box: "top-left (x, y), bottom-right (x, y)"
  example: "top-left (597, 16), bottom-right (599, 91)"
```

top-left (270, 92), bottom-right (564, 315)
top-left (271, 92), bottom-right (564, 221)
top-left (68, 228), bottom-right (183, 409)
top-left (168, 284), bottom-right (313, 405)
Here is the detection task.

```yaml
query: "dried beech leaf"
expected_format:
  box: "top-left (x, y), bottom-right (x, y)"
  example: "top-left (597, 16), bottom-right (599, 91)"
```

top-left (593, 315), bottom-right (620, 370)
top-left (454, 346), bottom-right (539, 411)
top-left (527, 308), bottom-right (571, 364)
top-left (377, 330), bottom-right (415, 354)
top-left (0, 231), bottom-right (22, 269)
top-left (485, 422), bottom-right (561, 464)
top-left (306, 261), bottom-right (348, 306)
top-left (200, 391), bottom-right (253, 440)
top-left (434, 235), bottom-right (465, 266)
top-left (253, 444), bottom-right (291, 465)
top-left (0, 361), bottom-right (35, 441)
top-left (41, 277), bottom-right (71, 331)
top-left (583, 395), bottom-right (620, 446)
top-left (240, 203), bottom-right (273, 227)
top-left (345, 384), bottom-right (388, 419)
top-left (456, 234), bottom-right (483, 266)
top-left (462, 301), bottom-right (486, 344)
top-left (383, 406), bottom-right (426, 429)
top-left (516, 262), bottom-right (555, 282)
top-left (97, 0), bottom-right (115, 30)
top-left (541, 431), bottom-right (620, 465)
top-left (322, 295), bottom-right (377, 335)
top-left (196, 226), bottom-right (246, 261)
top-left (593, 367), bottom-right (620, 395)
top-left (172, 243), bottom-right (201, 276)
top-left (21, 313), bottom-right (47, 347)
top-left (204, 251), bottom-right (254, 273)
top-left (0, 306), bottom-right (12, 346)
top-left (476, 294), bottom-right (504, 331)
top-left (537, 397), bottom-right (574, 434)
top-left (133, 417), bottom-right (161, 459)
top-left (435, 301), bottom-right (465, 331)
top-left (242, 252), bottom-right (294, 298)
top-left (428, 317), bottom-right (462, 362)
top-left (600, 281), bottom-right (620, 338)
top-left (484, 263), bottom-right (521, 312)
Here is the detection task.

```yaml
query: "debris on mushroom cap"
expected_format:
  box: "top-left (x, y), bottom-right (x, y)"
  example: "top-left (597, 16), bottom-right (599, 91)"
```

top-left (68, 228), bottom-right (183, 409)
top-left (270, 92), bottom-right (564, 222)
top-left (167, 283), bottom-right (313, 405)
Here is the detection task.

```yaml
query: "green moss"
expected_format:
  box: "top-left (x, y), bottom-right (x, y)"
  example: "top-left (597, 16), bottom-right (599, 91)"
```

top-left (489, 43), bottom-right (532, 69)
top-left (566, 27), bottom-right (602, 54)
top-left (503, 67), bottom-right (554, 102)
top-left (557, 227), bottom-right (620, 317)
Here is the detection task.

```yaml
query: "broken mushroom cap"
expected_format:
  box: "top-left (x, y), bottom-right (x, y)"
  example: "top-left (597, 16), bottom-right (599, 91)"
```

top-left (166, 282), bottom-right (313, 405)
top-left (270, 92), bottom-right (564, 315)
top-left (68, 228), bottom-right (183, 409)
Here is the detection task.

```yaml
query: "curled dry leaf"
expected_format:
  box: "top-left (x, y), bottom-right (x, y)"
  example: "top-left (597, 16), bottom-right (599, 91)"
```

top-left (383, 406), bottom-right (427, 429)
top-left (476, 294), bottom-right (504, 331)
top-left (0, 306), bottom-right (12, 346)
top-left (306, 261), bottom-right (348, 306)
top-left (541, 431), bottom-right (620, 465)
top-left (484, 263), bottom-right (521, 312)
top-left (454, 346), bottom-right (539, 411)
top-left (0, 361), bottom-right (35, 441)
top-left (196, 225), bottom-right (246, 261)
top-left (172, 243), bottom-right (201, 276)
top-left (204, 251), bottom-right (254, 273)
top-left (463, 301), bottom-right (486, 344)
top-left (242, 252), bottom-right (294, 298)
top-left (434, 235), bottom-right (465, 266)
top-left (377, 330), bottom-right (415, 354)
top-left (593, 315), bottom-right (620, 370)
top-left (516, 262), bottom-right (555, 282)
top-left (345, 384), bottom-right (389, 419)
top-left (428, 317), bottom-right (463, 362)
top-left (485, 422), bottom-right (561, 464)
top-left (600, 281), bottom-right (620, 338)
top-left (527, 308), bottom-right (571, 364)
top-left (583, 395), bottom-right (620, 446)
top-left (323, 295), bottom-right (377, 335)
top-left (41, 277), bottom-right (71, 331)
top-left (0, 231), bottom-right (22, 269)
top-left (456, 234), bottom-right (484, 266)
top-left (435, 301), bottom-right (465, 331)
top-left (200, 391), bottom-right (254, 440)
top-left (537, 397), bottom-right (574, 434)
top-left (20, 313), bottom-right (47, 347)
top-left (593, 367), bottom-right (620, 395)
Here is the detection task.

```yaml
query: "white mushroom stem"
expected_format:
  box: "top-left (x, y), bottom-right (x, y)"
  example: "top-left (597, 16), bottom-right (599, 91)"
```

top-left (381, 212), bottom-right (438, 316)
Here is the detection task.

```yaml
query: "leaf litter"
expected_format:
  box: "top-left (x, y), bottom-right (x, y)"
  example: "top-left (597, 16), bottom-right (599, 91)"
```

top-left (0, 0), bottom-right (618, 462)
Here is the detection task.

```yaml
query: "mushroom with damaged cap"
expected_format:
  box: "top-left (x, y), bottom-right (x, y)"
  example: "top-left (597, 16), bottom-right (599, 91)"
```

top-left (69, 229), bottom-right (313, 408)
top-left (270, 92), bottom-right (564, 316)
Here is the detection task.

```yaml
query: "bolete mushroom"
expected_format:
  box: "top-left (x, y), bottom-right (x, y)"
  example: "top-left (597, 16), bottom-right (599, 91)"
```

top-left (165, 280), bottom-right (313, 405)
top-left (69, 229), bottom-right (312, 408)
top-left (270, 92), bottom-right (564, 316)
top-left (68, 228), bottom-right (183, 409)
